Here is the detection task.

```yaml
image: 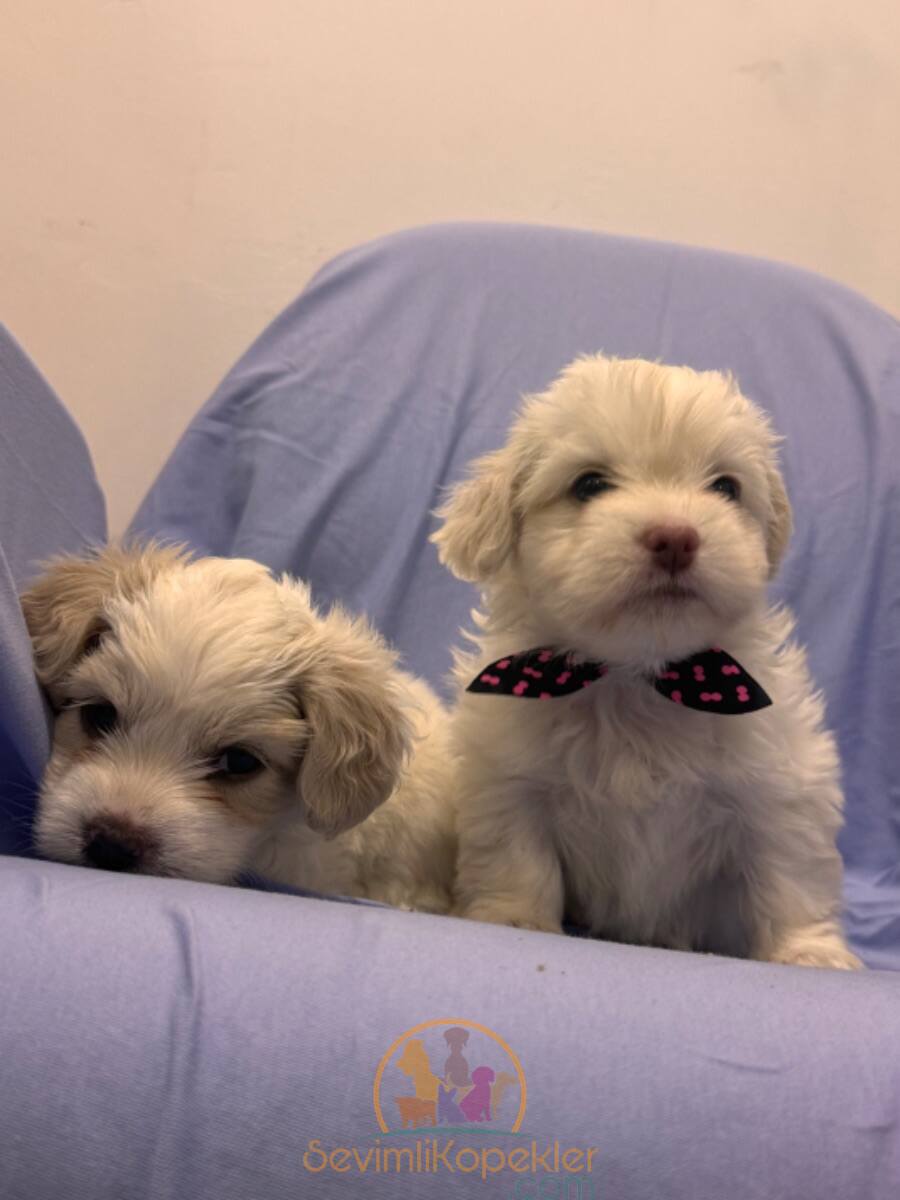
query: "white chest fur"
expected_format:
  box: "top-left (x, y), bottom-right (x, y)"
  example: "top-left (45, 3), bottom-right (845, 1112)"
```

top-left (457, 672), bottom-right (773, 950)
top-left (547, 685), bottom-right (755, 936)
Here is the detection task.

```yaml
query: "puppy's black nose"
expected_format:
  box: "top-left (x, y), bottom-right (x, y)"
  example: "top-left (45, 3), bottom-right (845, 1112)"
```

top-left (83, 832), bottom-right (139, 872)
top-left (82, 818), bottom-right (152, 873)
top-left (641, 524), bottom-right (700, 575)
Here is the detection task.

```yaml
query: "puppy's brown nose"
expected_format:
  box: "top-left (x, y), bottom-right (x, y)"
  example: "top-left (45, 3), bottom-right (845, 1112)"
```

top-left (82, 816), bottom-right (154, 873)
top-left (640, 524), bottom-right (700, 575)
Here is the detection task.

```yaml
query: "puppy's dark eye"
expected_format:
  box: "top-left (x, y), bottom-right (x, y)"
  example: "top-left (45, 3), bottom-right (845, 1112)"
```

top-left (82, 631), bottom-right (103, 656)
top-left (572, 472), bottom-right (615, 502)
top-left (80, 703), bottom-right (118, 738)
top-left (708, 475), bottom-right (741, 502)
top-left (211, 747), bottom-right (264, 778)
top-left (81, 621), bottom-right (110, 657)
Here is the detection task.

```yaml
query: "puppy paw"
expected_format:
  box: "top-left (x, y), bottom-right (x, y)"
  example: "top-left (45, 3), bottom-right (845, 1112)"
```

top-left (458, 903), bottom-right (563, 936)
top-left (366, 882), bottom-right (452, 915)
top-left (507, 917), bottom-right (565, 935)
top-left (772, 945), bottom-right (864, 971)
top-left (769, 927), bottom-right (864, 971)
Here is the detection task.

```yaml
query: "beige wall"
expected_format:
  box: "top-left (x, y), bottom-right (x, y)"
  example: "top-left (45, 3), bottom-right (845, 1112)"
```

top-left (3, 1), bottom-right (898, 532)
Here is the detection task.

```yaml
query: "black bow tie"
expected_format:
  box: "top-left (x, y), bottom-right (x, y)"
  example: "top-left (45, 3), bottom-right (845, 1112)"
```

top-left (467, 646), bottom-right (772, 714)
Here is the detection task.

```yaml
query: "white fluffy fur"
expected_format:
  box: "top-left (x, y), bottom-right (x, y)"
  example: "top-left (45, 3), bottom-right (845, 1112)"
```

top-left (23, 545), bottom-right (455, 913)
top-left (433, 355), bottom-right (861, 968)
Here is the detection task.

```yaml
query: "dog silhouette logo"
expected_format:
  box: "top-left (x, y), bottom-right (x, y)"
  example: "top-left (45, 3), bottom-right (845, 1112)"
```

top-left (303, 1017), bottom-right (597, 1183)
top-left (373, 1018), bottom-right (527, 1134)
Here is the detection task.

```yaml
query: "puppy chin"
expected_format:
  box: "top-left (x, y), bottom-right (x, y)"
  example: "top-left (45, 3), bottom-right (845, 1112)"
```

top-left (587, 598), bottom-right (733, 667)
top-left (544, 574), bottom-right (766, 669)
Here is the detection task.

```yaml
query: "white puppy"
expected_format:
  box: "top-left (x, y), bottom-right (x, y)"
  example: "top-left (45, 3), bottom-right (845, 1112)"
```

top-left (434, 355), bottom-right (861, 968)
top-left (23, 545), bottom-right (455, 912)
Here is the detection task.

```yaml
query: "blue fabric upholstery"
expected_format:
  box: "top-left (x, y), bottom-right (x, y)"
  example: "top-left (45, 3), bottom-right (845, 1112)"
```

top-left (2, 857), bottom-right (900, 1200)
top-left (0, 325), bottom-right (106, 854)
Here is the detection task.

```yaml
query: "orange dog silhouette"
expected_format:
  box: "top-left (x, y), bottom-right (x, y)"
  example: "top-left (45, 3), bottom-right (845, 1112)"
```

top-left (396, 1039), bottom-right (441, 1102)
top-left (394, 1096), bottom-right (436, 1128)
top-left (491, 1070), bottom-right (517, 1119)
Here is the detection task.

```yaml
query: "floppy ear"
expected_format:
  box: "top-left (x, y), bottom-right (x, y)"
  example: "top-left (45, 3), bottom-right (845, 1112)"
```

top-left (19, 542), bottom-right (187, 697)
top-left (764, 462), bottom-right (793, 578)
top-left (295, 607), bottom-right (412, 839)
top-left (431, 446), bottom-right (522, 583)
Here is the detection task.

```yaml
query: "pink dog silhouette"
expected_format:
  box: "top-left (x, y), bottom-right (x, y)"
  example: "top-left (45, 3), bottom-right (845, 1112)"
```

top-left (459, 1066), bottom-right (495, 1122)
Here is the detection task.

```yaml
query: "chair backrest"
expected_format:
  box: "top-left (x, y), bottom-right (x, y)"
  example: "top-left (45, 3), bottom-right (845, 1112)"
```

top-left (130, 223), bottom-right (900, 879)
top-left (0, 325), bottom-right (107, 853)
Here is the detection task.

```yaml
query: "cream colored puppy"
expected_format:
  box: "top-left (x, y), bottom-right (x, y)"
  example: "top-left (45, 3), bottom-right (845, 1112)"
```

top-left (23, 545), bottom-right (455, 912)
top-left (434, 355), bottom-right (861, 968)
